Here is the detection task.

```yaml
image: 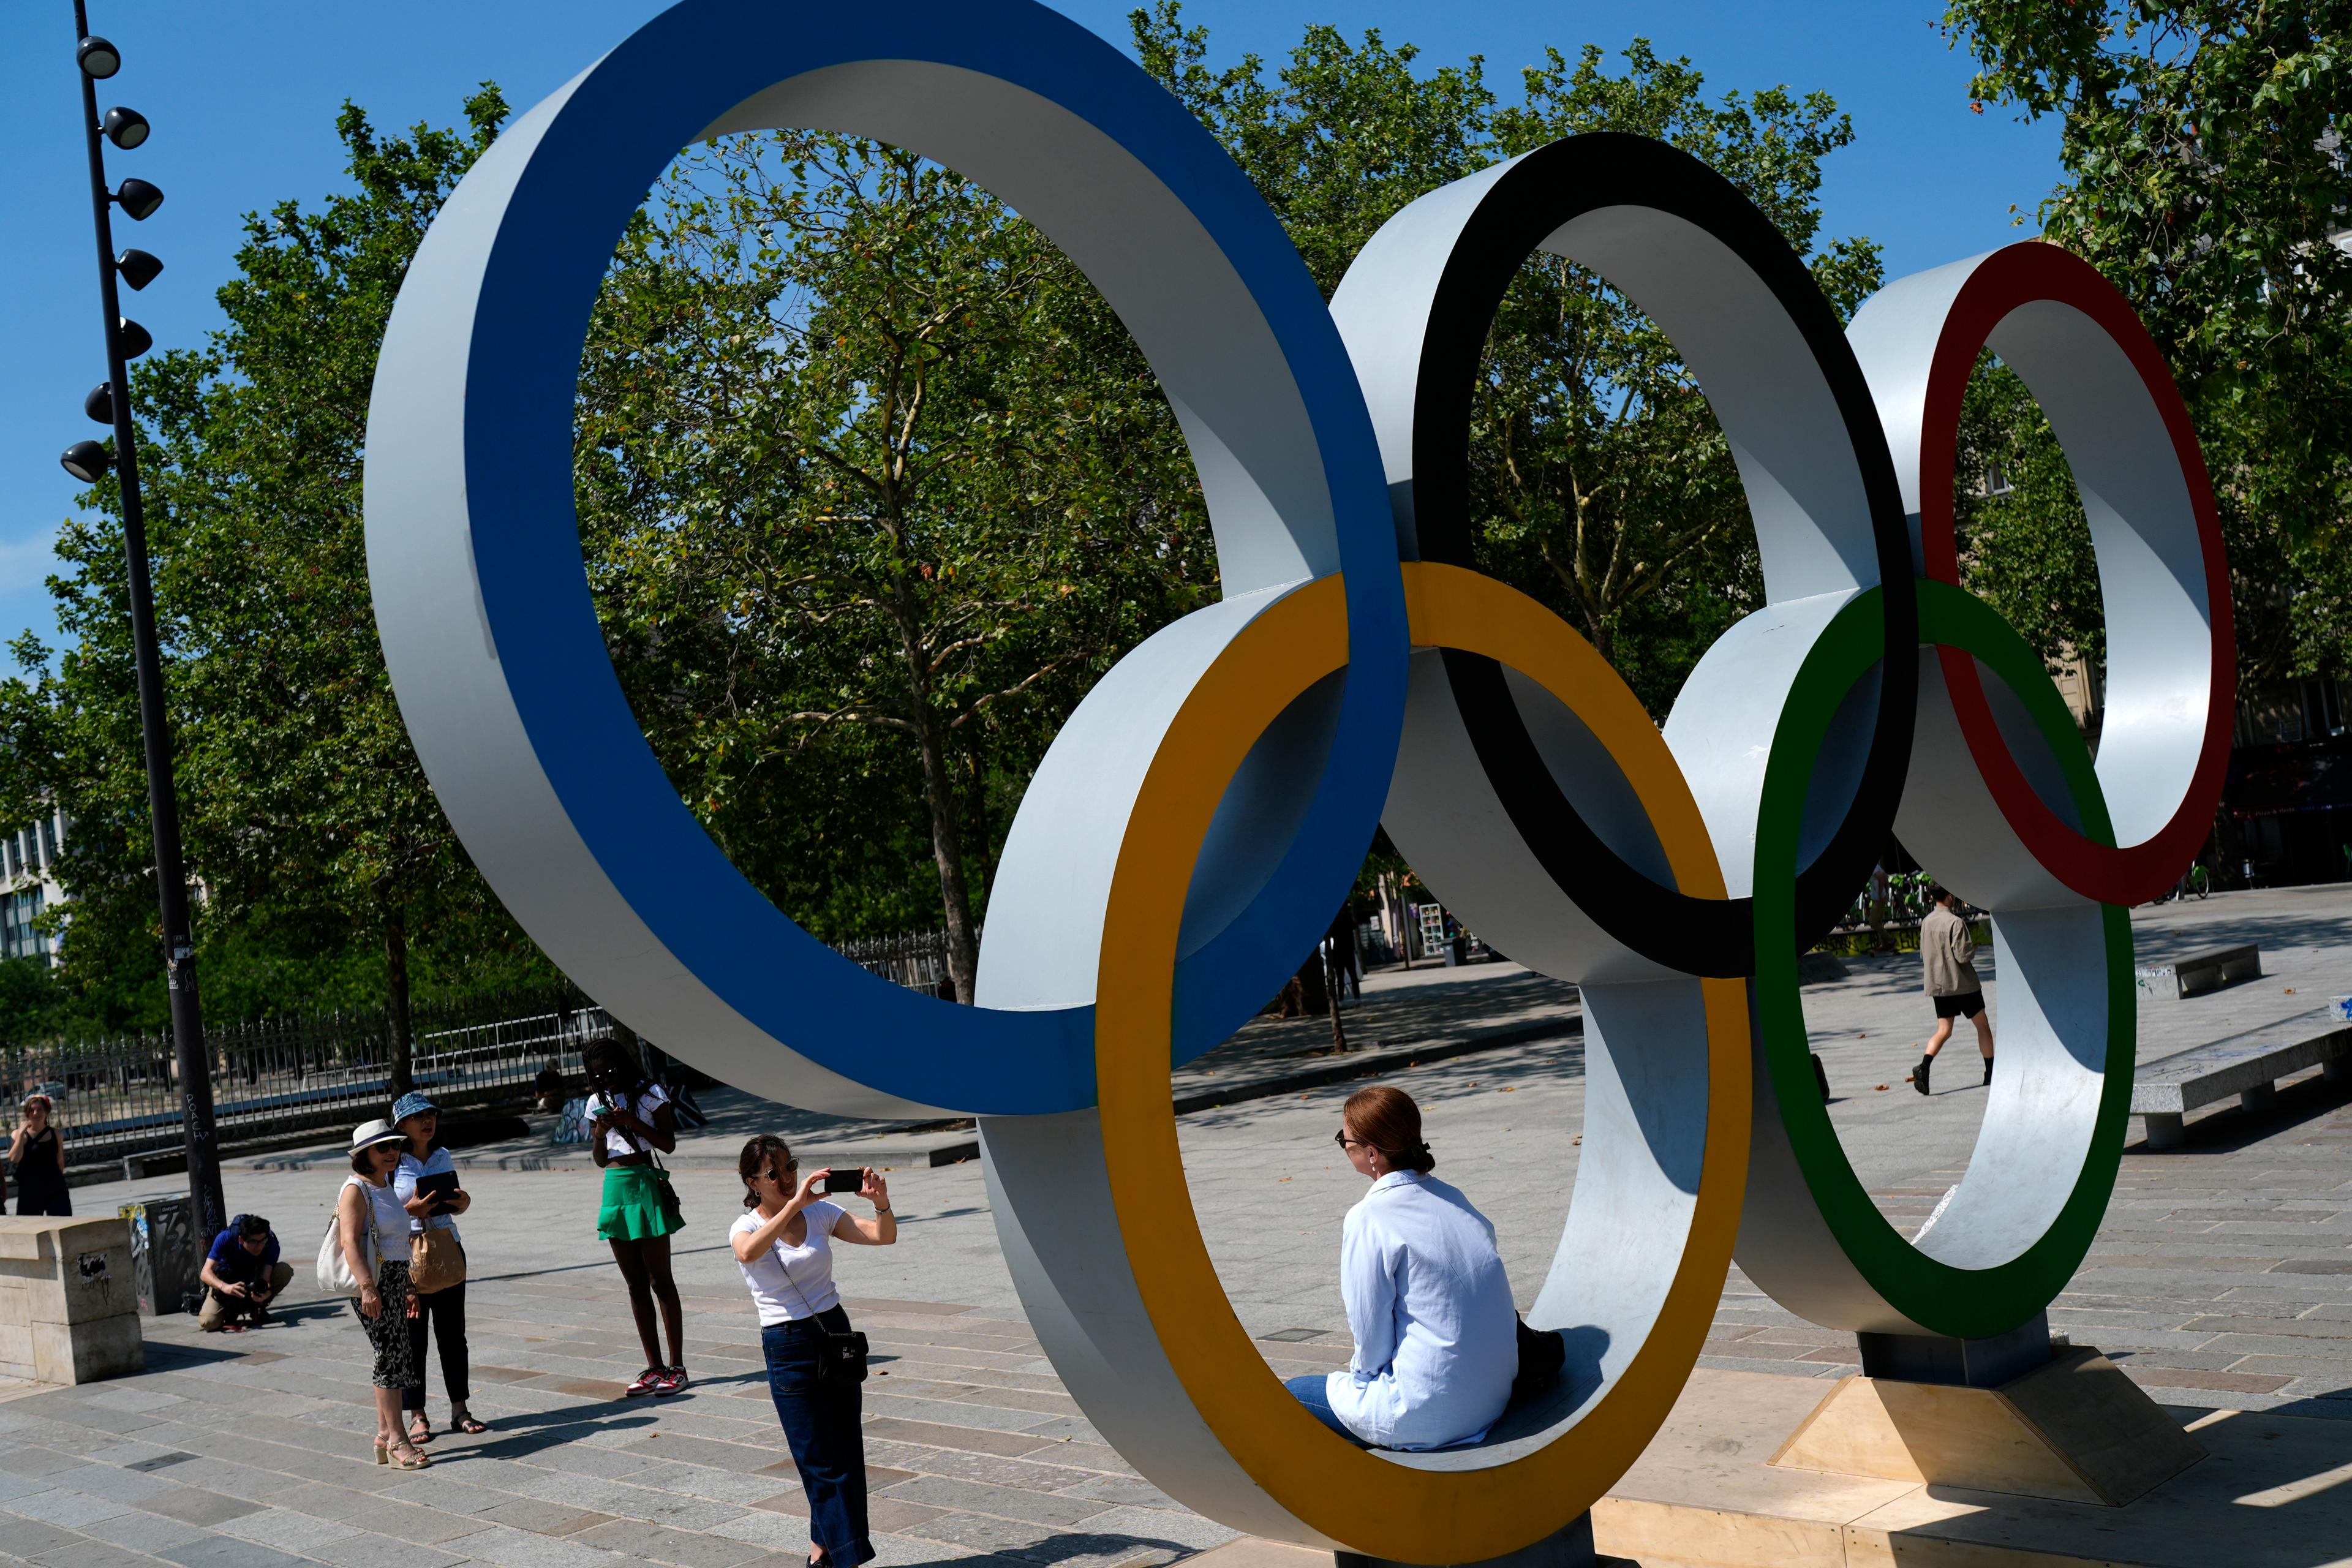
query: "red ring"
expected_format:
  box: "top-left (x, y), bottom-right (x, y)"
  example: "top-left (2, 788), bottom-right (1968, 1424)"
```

top-left (1917, 244), bottom-right (2233, 907)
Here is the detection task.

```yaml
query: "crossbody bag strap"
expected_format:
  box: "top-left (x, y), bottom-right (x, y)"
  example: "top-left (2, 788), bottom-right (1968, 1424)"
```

top-left (772, 1209), bottom-right (839, 1326)
top-left (610, 1088), bottom-right (668, 1173)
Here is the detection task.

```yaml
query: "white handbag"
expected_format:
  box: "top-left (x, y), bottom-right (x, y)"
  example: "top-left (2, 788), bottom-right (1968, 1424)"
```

top-left (316, 1182), bottom-right (382, 1296)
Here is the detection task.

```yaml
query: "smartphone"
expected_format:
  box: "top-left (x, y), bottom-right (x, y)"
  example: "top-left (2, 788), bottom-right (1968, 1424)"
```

top-left (823, 1168), bottom-right (865, 1194)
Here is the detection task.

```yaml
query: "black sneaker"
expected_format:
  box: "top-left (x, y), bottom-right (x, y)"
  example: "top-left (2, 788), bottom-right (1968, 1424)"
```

top-left (1983, 1056), bottom-right (1994, 1086)
top-left (1913, 1055), bottom-right (1932, 1096)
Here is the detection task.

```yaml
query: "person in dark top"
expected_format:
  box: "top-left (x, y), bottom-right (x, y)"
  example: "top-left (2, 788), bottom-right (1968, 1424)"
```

top-left (199, 1214), bottom-right (293, 1332)
top-left (9, 1095), bottom-right (69, 1217)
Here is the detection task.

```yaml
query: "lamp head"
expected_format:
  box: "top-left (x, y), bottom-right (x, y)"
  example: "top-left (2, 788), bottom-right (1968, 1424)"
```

top-left (84, 384), bottom-right (114, 426)
top-left (116, 249), bottom-right (164, 292)
top-left (117, 319), bottom-right (154, 360)
top-left (61, 441), bottom-right (111, 483)
top-left (77, 37), bottom-right (121, 80)
top-left (114, 178), bottom-right (164, 221)
top-left (102, 107), bottom-right (149, 151)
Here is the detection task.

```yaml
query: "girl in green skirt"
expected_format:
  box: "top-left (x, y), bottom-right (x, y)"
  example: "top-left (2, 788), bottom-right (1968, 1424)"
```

top-left (586, 1039), bottom-right (688, 1395)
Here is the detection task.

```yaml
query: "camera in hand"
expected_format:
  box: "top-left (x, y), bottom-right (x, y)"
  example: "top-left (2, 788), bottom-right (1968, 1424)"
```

top-left (823, 1168), bottom-right (864, 1194)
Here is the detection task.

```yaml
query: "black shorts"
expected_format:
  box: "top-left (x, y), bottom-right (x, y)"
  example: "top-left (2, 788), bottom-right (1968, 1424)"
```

top-left (1932, 991), bottom-right (1986, 1020)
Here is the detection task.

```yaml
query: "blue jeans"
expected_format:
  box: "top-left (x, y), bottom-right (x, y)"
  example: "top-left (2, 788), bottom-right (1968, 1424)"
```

top-left (763, 1311), bottom-right (875, 1566)
top-left (1286, 1373), bottom-right (1357, 1437)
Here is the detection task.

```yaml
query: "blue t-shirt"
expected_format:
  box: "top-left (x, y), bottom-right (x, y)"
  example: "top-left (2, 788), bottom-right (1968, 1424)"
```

top-left (206, 1227), bottom-right (279, 1284)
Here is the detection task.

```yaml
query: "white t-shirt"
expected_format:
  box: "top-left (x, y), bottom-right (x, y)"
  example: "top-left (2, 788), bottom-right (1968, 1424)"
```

top-left (732, 1202), bottom-right (844, 1326)
top-left (393, 1147), bottom-right (462, 1240)
top-left (587, 1082), bottom-right (671, 1159)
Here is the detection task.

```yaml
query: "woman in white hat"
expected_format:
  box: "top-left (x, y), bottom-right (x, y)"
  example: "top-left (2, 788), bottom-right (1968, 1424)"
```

top-left (340, 1119), bottom-right (428, 1468)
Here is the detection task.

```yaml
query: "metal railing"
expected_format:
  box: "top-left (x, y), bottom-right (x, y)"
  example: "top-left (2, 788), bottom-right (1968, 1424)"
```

top-left (837, 929), bottom-right (963, 994)
top-left (3, 989), bottom-right (610, 1172)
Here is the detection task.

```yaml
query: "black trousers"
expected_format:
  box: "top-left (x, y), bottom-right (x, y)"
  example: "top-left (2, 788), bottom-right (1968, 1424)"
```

top-left (402, 1276), bottom-right (470, 1412)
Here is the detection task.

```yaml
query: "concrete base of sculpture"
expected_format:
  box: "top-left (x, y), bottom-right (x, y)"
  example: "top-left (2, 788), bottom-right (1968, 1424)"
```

top-left (1193, 1365), bottom-right (2334, 1568)
top-left (1193, 1518), bottom-right (1617, 1568)
top-left (0, 1218), bottom-right (145, 1385)
top-left (1333, 1512), bottom-right (1594, 1568)
top-left (1770, 1346), bottom-right (2204, 1506)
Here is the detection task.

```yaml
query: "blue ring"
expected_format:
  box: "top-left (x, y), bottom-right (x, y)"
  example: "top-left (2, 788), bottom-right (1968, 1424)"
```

top-left (453, 0), bottom-right (1404, 1113)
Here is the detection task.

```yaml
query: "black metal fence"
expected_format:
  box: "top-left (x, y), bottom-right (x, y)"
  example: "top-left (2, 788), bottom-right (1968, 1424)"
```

top-left (837, 929), bottom-right (961, 994)
top-left (8, 989), bottom-right (611, 1174)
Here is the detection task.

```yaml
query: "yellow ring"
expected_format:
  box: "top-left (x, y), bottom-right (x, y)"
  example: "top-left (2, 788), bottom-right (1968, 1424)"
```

top-left (1093, 563), bottom-right (1749, 1560)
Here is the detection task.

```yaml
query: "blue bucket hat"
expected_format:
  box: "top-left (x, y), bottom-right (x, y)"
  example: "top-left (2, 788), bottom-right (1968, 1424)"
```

top-left (390, 1091), bottom-right (439, 1126)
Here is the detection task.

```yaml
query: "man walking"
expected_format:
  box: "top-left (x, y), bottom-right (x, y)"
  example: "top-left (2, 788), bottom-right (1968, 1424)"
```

top-left (1915, 886), bottom-right (1993, 1095)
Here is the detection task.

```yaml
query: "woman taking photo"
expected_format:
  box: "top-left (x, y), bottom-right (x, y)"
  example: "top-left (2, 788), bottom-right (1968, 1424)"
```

top-left (733, 1134), bottom-right (895, 1568)
top-left (1286, 1085), bottom-right (1517, 1451)
top-left (10, 1094), bottom-right (69, 1217)
top-left (586, 1039), bottom-right (688, 1395)
top-left (390, 1091), bottom-right (486, 1444)
top-left (340, 1119), bottom-right (428, 1469)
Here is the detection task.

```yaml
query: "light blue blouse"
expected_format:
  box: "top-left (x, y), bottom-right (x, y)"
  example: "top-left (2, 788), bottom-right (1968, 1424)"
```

top-left (1322, 1169), bottom-right (1517, 1450)
top-left (393, 1147), bottom-right (462, 1240)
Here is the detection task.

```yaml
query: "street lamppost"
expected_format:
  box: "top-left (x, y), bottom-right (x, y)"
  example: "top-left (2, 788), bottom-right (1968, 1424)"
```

top-left (58, 1), bottom-right (224, 1246)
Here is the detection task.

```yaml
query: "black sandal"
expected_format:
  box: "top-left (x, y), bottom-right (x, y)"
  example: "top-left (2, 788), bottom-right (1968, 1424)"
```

top-left (452, 1414), bottom-right (489, 1434)
top-left (408, 1415), bottom-right (434, 1444)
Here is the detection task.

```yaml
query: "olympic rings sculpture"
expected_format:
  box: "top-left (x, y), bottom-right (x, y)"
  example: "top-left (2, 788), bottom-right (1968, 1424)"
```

top-left (363, 1), bottom-right (2231, 1561)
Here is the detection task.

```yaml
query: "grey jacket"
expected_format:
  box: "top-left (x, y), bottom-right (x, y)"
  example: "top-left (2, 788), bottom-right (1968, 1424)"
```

top-left (1920, 903), bottom-right (1980, 997)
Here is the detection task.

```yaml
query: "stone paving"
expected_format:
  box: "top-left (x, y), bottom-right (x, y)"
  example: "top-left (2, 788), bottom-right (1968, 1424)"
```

top-left (0, 884), bottom-right (2346, 1568)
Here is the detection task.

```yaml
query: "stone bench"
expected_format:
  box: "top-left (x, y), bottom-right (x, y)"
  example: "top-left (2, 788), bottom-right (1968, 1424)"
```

top-left (2132, 1009), bottom-right (2352, 1150)
top-left (0, 1216), bottom-right (144, 1384)
top-left (2134, 943), bottom-right (2261, 999)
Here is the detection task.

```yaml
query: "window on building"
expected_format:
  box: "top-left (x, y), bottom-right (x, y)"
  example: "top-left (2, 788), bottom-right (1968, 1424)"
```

top-left (0, 887), bottom-right (46, 960)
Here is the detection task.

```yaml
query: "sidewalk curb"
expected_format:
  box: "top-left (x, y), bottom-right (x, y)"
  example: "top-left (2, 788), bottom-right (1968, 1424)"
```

top-left (1169, 1016), bottom-right (1583, 1120)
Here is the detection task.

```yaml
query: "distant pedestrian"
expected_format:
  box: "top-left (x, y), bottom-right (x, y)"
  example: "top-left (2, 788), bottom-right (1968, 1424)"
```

top-left (1915, 887), bottom-right (1993, 1095)
top-left (391, 1092), bottom-right (486, 1444)
top-left (9, 1095), bottom-right (69, 1217)
top-left (733, 1134), bottom-right (895, 1568)
top-left (586, 1039), bottom-right (688, 1395)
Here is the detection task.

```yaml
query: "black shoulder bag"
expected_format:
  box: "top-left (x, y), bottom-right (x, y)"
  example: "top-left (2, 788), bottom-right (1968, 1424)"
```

top-left (777, 1214), bottom-right (869, 1385)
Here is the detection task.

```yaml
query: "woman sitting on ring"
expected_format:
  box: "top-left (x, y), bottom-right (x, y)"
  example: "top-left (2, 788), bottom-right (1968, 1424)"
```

top-left (1285, 1085), bottom-right (1517, 1450)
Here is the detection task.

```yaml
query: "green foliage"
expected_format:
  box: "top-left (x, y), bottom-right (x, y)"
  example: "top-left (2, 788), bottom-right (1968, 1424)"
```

top-left (1943, 1), bottom-right (2352, 683)
top-left (1953, 355), bottom-right (2103, 673)
top-left (2, 16), bottom-right (1887, 1027)
top-left (0, 90), bottom-right (559, 1042)
top-left (575, 133), bottom-right (1217, 997)
top-left (1137, 7), bottom-right (1882, 713)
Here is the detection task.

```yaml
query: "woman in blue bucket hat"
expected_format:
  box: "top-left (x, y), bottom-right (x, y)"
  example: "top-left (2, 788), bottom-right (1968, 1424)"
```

top-left (391, 1091), bottom-right (486, 1441)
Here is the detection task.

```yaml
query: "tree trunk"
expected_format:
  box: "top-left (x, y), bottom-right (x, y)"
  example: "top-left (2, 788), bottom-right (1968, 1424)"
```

top-left (908, 691), bottom-right (979, 1005)
top-left (895, 588), bottom-right (980, 1005)
top-left (1294, 949), bottom-right (1330, 1017)
top-left (384, 908), bottom-right (413, 1099)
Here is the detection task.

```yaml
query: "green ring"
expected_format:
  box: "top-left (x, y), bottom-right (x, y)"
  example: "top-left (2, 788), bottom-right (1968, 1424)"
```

top-left (1751, 580), bottom-right (2133, 1339)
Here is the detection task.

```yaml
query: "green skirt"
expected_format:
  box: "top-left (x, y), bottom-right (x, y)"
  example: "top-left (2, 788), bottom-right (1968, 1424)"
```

top-left (598, 1163), bottom-right (684, 1242)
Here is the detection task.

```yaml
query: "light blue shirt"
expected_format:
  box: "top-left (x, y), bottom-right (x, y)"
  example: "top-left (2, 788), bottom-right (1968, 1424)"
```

top-left (393, 1147), bottom-right (462, 1240)
top-left (1324, 1170), bottom-right (1517, 1450)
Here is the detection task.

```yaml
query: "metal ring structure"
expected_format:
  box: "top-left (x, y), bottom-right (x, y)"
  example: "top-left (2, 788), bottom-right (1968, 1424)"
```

top-left (981, 565), bottom-right (1748, 1562)
top-left (1735, 582), bottom-right (2134, 1339)
top-left (1848, 243), bottom-right (2233, 908)
top-left (1332, 135), bottom-right (1917, 982)
top-left (363, 0), bottom-right (2234, 1557)
top-left (363, 0), bottom-right (1406, 1120)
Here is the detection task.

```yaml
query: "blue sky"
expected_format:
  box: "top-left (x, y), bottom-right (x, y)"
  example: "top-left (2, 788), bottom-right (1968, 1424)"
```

top-left (0, 0), bottom-right (2060, 665)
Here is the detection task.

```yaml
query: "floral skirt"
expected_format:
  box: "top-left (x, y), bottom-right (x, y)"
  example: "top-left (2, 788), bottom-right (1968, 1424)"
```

top-left (353, 1259), bottom-right (420, 1389)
